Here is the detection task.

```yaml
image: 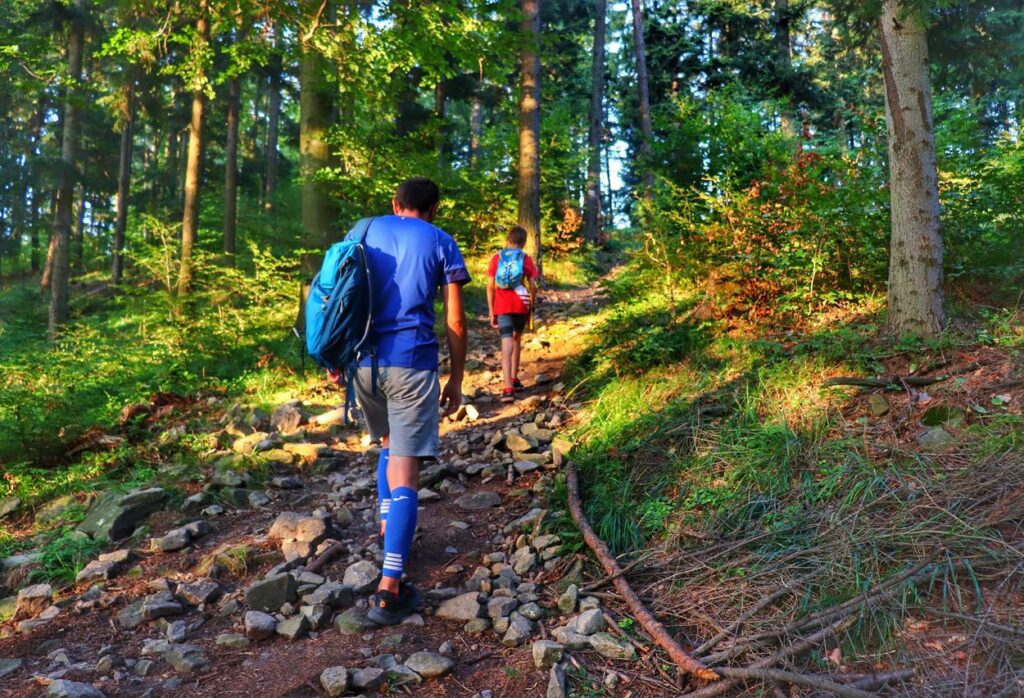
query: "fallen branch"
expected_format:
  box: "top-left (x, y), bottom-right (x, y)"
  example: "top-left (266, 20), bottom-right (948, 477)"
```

top-left (565, 461), bottom-right (719, 681)
top-left (303, 541), bottom-right (347, 574)
top-left (846, 668), bottom-right (916, 690)
top-left (713, 667), bottom-right (875, 698)
top-left (824, 361), bottom-right (986, 389)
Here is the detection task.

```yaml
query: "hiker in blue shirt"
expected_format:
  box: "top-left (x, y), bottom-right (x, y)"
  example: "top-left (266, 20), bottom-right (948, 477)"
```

top-left (349, 177), bottom-right (470, 624)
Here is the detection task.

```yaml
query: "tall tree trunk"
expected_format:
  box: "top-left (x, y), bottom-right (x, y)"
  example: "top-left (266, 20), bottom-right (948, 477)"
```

top-left (880, 0), bottom-right (944, 337)
top-left (300, 7), bottom-right (338, 248)
top-left (30, 186), bottom-right (42, 273)
top-left (584, 0), bottom-right (607, 243)
top-left (30, 97), bottom-right (46, 273)
top-left (47, 0), bottom-right (86, 337)
top-left (631, 0), bottom-right (655, 202)
top-left (165, 84), bottom-right (180, 207)
top-left (113, 83), bottom-right (134, 284)
top-left (435, 81), bottom-right (447, 165)
top-left (775, 0), bottom-right (796, 137)
top-left (469, 89), bottom-right (483, 170)
top-left (224, 76), bottom-right (241, 262)
top-left (73, 180), bottom-right (87, 270)
top-left (263, 42), bottom-right (283, 211)
top-left (517, 0), bottom-right (542, 277)
top-left (177, 14), bottom-right (209, 297)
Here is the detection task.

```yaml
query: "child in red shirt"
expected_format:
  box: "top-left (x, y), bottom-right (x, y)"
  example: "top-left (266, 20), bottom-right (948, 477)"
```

top-left (486, 226), bottom-right (538, 403)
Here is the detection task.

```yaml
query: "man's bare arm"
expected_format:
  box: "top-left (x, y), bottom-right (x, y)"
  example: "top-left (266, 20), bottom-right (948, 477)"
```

top-left (440, 281), bottom-right (468, 414)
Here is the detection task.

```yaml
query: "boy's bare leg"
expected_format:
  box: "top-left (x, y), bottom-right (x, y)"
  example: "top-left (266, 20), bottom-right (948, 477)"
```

top-left (512, 331), bottom-right (522, 384)
top-left (502, 336), bottom-right (515, 388)
top-left (379, 435), bottom-right (390, 537)
top-left (378, 454), bottom-right (420, 594)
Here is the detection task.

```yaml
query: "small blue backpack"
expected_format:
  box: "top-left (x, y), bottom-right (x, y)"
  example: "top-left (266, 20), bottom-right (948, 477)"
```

top-left (495, 248), bottom-right (526, 289)
top-left (305, 217), bottom-right (375, 383)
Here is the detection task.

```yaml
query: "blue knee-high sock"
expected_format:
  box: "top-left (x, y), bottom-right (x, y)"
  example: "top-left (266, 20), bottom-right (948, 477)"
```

top-left (381, 486), bottom-right (417, 580)
top-left (377, 448), bottom-right (390, 524)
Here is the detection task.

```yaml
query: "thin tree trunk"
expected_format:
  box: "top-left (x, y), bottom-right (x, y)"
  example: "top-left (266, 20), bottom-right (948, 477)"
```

top-left (224, 76), bottom-right (241, 262)
top-left (469, 90), bottom-right (483, 170)
top-left (177, 14), bottom-right (209, 297)
top-left (584, 0), bottom-right (607, 243)
top-left (263, 42), bottom-right (282, 211)
top-left (48, 0), bottom-right (86, 336)
top-left (517, 0), bottom-right (542, 277)
top-left (165, 84), bottom-right (180, 207)
top-left (73, 180), bottom-right (87, 270)
top-left (300, 5), bottom-right (338, 248)
top-left (30, 186), bottom-right (42, 273)
top-left (775, 0), bottom-right (796, 137)
top-left (631, 0), bottom-right (655, 202)
top-left (879, 0), bottom-right (944, 337)
top-left (435, 80), bottom-right (447, 165)
top-left (112, 83), bottom-right (134, 284)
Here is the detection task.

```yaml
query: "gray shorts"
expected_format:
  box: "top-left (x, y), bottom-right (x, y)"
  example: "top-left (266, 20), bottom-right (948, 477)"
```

top-left (353, 366), bottom-right (440, 459)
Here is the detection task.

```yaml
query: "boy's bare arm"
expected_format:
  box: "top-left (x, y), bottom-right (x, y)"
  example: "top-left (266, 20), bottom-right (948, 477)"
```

top-left (440, 282), bottom-right (468, 415)
top-left (486, 276), bottom-right (498, 327)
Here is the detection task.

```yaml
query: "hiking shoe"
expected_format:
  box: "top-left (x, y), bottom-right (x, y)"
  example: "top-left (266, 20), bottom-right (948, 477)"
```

top-left (500, 388), bottom-right (515, 404)
top-left (367, 584), bottom-right (423, 625)
top-left (513, 378), bottom-right (525, 392)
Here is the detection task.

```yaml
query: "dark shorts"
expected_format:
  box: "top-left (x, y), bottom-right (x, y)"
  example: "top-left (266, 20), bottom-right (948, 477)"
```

top-left (497, 313), bottom-right (529, 338)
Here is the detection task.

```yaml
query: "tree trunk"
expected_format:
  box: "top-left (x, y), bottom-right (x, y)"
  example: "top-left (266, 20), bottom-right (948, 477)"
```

top-left (435, 80), bottom-right (447, 165)
top-left (300, 7), bottom-right (338, 248)
top-left (73, 180), bottom-right (87, 270)
top-left (113, 83), bottom-right (134, 284)
top-left (774, 0), bottom-right (796, 137)
top-left (631, 0), bottom-right (655, 202)
top-left (263, 42), bottom-right (283, 211)
top-left (517, 0), bottom-right (542, 277)
top-left (47, 0), bottom-right (86, 337)
top-left (224, 76), bottom-right (241, 262)
top-left (177, 14), bottom-right (209, 297)
top-left (584, 0), bottom-right (607, 243)
top-left (879, 0), bottom-right (944, 337)
top-left (165, 84), bottom-right (180, 208)
top-left (469, 89), bottom-right (483, 170)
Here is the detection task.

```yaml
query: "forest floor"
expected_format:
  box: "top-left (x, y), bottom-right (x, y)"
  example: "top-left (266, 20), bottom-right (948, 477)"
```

top-left (0, 275), bottom-right (623, 698)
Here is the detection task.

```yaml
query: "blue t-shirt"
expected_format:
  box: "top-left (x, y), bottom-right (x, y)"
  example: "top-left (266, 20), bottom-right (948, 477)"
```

top-left (347, 215), bottom-right (470, 370)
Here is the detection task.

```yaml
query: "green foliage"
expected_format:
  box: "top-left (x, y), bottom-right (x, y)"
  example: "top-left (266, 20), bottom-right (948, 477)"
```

top-left (29, 529), bottom-right (105, 586)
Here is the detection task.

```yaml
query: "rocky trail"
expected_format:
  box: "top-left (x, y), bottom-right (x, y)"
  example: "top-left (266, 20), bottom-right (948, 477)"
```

top-left (0, 280), bottom-right (647, 698)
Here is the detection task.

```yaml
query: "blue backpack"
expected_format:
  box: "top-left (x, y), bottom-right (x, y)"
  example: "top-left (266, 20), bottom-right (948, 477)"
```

top-left (495, 248), bottom-right (526, 289)
top-left (305, 217), bottom-right (375, 380)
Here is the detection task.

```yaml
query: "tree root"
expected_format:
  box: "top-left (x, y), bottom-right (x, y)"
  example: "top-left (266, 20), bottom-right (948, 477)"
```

top-left (823, 361), bottom-right (985, 389)
top-left (713, 667), bottom-right (875, 698)
top-left (565, 461), bottom-right (719, 681)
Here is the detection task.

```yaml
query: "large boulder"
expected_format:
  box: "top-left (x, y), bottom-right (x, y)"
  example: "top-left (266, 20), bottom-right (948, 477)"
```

top-left (77, 488), bottom-right (167, 541)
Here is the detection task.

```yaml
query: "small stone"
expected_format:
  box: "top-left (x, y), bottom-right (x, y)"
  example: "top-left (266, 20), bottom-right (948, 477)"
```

top-left (334, 507), bottom-right (353, 527)
top-left (0, 496), bottom-right (20, 520)
top-left (133, 658), bottom-right (155, 676)
top-left (502, 616), bottom-right (534, 647)
top-left (506, 433), bottom-right (537, 452)
top-left (868, 394), bottom-right (890, 416)
top-left (917, 426), bottom-right (956, 449)
top-left (551, 626), bottom-right (592, 650)
top-left (547, 665), bottom-right (567, 698)
top-left (0, 657), bottom-right (23, 679)
top-left (166, 620), bottom-right (188, 643)
top-left (571, 608), bottom-right (605, 635)
top-left (276, 614), bottom-right (310, 640)
top-left (304, 581), bottom-right (354, 609)
top-left (518, 602), bottom-right (545, 621)
top-left (385, 665), bottom-right (422, 686)
top-left (46, 680), bottom-right (106, 698)
top-left (178, 579), bottom-right (222, 606)
top-left (418, 488), bottom-right (441, 502)
top-left (557, 584), bottom-right (578, 615)
top-left (94, 655), bottom-right (113, 675)
top-left (579, 596), bottom-right (601, 612)
top-left (487, 596), bottom-right (517, 619)
top-left (320, 666), bottom-right (349, 697)
top-left (216, 632), bottom-right (250, 649)
top-left (335, 607), bottom-right (377, 634)
top-left (244, 611), bottom-right (277, 640)
top-left (401, 613), bottom-right (425, 627)
top-left (342, 560), bottom-right (379, 593)
top-left (513, 460), bottom-right (540, 475)
top-left (270, 476), bottom-right (303, 490)
top-left (511, 548), bottom-right (537, 575)
top-left (404, 651), bottom-right (455, 678)
top-left (162, 644), bottom-right (210, 672)
top-left (301, 604), bottom-right (332, 630)
top-left (532, 640), bottom-right (564, 669)
top-left (244, 573), bottom-right (297, 613)
top-left (248, 490), bottom-right (271, 507)
top-left (455, 491), bottom-right (502, 510)
top-left (16, 583), bottom-right (52, 618)
top-left (589, 632), bottom-right (637, 660)
top-left (464, 618), bottom-right (492, 633)
top-left (351, 666), bottom-right (386, 691)
top-left (436, 592), bottom-right (483, 621)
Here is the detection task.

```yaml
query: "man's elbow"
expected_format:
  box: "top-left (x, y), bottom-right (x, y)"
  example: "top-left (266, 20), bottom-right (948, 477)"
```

top-left (448, 316), bottom-right (468, 338)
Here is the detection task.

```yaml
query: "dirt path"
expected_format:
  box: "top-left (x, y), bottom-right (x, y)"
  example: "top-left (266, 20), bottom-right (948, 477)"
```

top-left (0, 280), bottom-right (621, 698)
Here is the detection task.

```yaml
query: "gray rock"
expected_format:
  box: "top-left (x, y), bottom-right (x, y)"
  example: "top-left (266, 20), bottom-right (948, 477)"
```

top-left (579, 596), bottom-right (601, 612)
top-left (300, 604), bottom-right (332, 630)
top-left (571, 608), bottom-right (605, 635)
top-left (455, 491), bottom-right (502, 510)
top-left (156, 527), bottom-right (191, 552)
top-left (0, 496), bottom-right (19, 520)
top-left (270, 476), bottom-right (303, 490)
top-left (557, 584), bottom-right (578, 615)
top-left (532, 640), bottom-right (564, 669)
top-left (502, 615), bottom-right (534, 647)
top-left (404, 651), bottom-right (454, 678)
top-left (436, 592), bottom-right (483, 621)
top-left (178, 579), bottom-right (222, 606)
top-left (506, 433), bottom-right (537, 453)
top-left (868, 394), bottom-right (890, 416)
top-left (342, 560), bottom-right (379, 594)
top-left (16, 583), bottom-right (52, 618)
top-left (335, 607), bottom-right (377, 634)
top-left (46, 680), bottom-right (106, 698)
top-left (75, 549), bottom-right (135, 585)
top-left (320, 666), bottom-right (349, 697)
top-left (464, 618), bottom-right (492, 633)
top-left (551, 626), bottom-right (591, 650)
top-left (917, 426), bottom-right (956, 449)
top-left (513, 460), bottom-right (540, 475)
top-left (518, 602), bottom-right (545, 621)
top-left (304, 581), bottom-right (353, 609)
top-left (276, 614), bottom-right (310, 640)
top-left (521, 423), bottom-right (555, 444)
top-left (244, 573), bottom-right (296, 612)
top-left (0, 657), bottom-right (23, 679)
top-left (244, 611), bottom-right (277, 640)
top-left (248, 490), bottom-right (271, 507)
top-left (547, 665), bottom-right (567, 698)
top-left (487, 596), bottom-right (517, 619)
top-left (183, 519), bottom-right (212, 538)
top-left (385, 665), bottom-right (422, 686)
top-left (351, 666), bottom-right (386, 691)
top-left (166, 620), bottom-right (188, 643)
top-left (511, 548), bottom-right (537, 576)
top-left (162, 644), bottom-right (210, 672)
top-left (589, 632), bottom-right (637, 660)
top-left (271, 403), bottom-right (305, 434)
top-left (215, 633), bottom-right (250, 649)
top-left (334, 507), bottom-right (353, 527)
top-left (133, 658), bottom-right (155, 676)
top-left (268, 511), bottom-right (328, 541)
top-left (77, 488), bottom-right (167, 541)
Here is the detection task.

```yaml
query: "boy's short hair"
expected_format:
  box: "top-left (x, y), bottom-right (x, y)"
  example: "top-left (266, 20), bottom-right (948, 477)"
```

top-left (395, 177), bottom-right (440, 214)
top-left (507, 226), bottom-right (528, 248)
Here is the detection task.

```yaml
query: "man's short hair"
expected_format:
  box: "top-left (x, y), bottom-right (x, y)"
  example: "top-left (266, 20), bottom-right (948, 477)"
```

top-left (395, 177), bottom-right (440, 214)
top-left (507, 226), bottom-right (528, 248)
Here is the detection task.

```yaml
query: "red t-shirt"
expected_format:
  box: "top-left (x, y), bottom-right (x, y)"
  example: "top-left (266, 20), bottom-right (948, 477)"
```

top-left (488, 251), bottom-right (537, 315)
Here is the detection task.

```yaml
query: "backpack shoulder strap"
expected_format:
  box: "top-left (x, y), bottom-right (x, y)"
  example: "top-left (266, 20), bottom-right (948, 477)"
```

top-left (351, 217), bottom-right (374, 244)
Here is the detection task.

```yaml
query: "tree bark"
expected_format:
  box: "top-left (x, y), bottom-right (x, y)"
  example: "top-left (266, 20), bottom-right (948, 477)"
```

top-left (112, 83), bottom-right (134, 284)
top-left (774, 0), bottom-right (796, 137)
top-left (631, 0), bottom-right (655, 201)
top-left (469, 89), bottom-right (483, 170)
top-left (517, 0), bottom-right (542, 277)
top-left (300, 4), bottom-right (338, 248)
top-left (73, 179), bottom-right (87, 270)
top-left (879, 0), bottom-right (944, 337)
top-left (48, 0), bottom-right (86, 337)
top-left (584, 0), bottom-right (607, 243)
top-left (263, 41), bottom-right (283, 211)
top-left (224, 75), bottom-right (241, 262)
top-left (177, 14), bottom-right (209, 297)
